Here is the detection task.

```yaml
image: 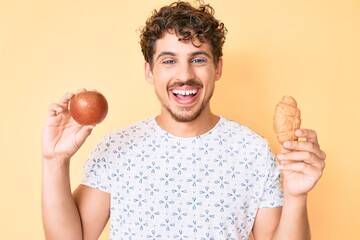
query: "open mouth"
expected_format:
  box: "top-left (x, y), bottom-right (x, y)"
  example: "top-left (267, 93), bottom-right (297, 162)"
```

top-left (169, 80), bottom-right (202, 104)
top-left (170, 88), bottom-right (199, 104)
top-left (172, 89), bottom-right (198, 97)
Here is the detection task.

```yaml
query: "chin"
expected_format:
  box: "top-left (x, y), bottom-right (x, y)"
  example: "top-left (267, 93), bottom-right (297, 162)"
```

top-left (170, 107), bottom-right (204, 123)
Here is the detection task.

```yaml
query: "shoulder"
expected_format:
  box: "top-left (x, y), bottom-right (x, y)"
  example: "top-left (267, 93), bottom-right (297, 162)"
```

top-left (94, 117), bottom-right (156, 150)
top-left (216, 117), bottom-right (274, 166)
top-left (218, 116), bottom-right (268, 144)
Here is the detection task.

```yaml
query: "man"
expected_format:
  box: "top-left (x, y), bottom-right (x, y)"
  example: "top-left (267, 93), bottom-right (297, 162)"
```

top-left (42, 1), bottom-right (326, 239)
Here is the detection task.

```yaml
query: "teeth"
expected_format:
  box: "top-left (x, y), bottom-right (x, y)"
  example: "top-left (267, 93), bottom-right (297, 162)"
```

top-left (173, 89), bottom-right (197, 96)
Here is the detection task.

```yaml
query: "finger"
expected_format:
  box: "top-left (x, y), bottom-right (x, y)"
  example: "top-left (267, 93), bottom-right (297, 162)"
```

top-left (282, 140), bottom-right (326, 161)
top-left (280, 145), bottom-right (291, 154)
top-left (279, 161), bottom-right (307, 172)
top-left (59, 92), bottom-right (75, 109)
top-left (278, 151), bottom-right (326, 171)
top-left (74, 125), bottom-right (94, 148)
top-left (278, 151), bottom-right (315, 163)
top-left (279, 161), bottom-right (323, 179)
top-left (295, 129), bottom-right (318, 144)
top-left (47, 103), bottom-right (65, 117)
top-left (75, 88), bottom-right (87, 94)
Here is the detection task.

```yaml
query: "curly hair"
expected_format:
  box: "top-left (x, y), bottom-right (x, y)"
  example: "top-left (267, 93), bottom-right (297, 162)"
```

top-left (140, 1), bottom-right (227, 68)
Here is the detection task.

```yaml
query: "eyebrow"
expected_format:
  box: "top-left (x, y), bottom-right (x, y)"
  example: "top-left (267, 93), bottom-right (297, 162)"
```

top-left (156, 51), bottom-right (175, 61)
top-left (191, 51), bottom-right (212, 59)
top-left (156, 51), bottom-right (212, 61)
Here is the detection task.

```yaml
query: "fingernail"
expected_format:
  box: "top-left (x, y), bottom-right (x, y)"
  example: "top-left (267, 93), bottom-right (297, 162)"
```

top-left (283, 141), bottom-right (291, 148)
top-left (277, 154), bottom-right (285, 160)
top-left (295, 129), bottom-right (302, 136)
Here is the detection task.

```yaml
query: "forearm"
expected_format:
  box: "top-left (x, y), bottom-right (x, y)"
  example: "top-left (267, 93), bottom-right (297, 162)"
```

top-left (42, 159), bottom-right (82, 240)
top-left (273, 194), bottom-right (310, 240)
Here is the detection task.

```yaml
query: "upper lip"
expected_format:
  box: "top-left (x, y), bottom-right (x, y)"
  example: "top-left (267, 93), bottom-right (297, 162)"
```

top-left (168, 80), bottom-right (202, 93)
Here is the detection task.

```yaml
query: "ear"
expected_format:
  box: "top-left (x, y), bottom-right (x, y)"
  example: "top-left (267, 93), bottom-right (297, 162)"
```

top-left (144, 62), bottom-right (154, 84)
top-left (215, 57), bottom-right (223, 81)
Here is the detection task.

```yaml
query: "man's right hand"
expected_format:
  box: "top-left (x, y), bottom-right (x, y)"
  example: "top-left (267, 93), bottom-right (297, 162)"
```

top-left (42, 90), bottom-right (94, 162)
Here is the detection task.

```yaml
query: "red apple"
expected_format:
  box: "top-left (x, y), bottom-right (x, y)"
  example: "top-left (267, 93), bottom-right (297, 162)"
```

top-left (69, 91), bottom-right (108, 125)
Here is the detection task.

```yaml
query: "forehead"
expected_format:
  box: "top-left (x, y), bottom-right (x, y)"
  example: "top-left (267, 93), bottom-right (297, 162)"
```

top-left (153, 31), bottom-right (213, 57)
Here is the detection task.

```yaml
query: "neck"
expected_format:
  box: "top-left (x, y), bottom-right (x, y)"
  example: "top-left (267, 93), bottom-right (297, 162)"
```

top-left (156, 107), bottom-right (220, 138)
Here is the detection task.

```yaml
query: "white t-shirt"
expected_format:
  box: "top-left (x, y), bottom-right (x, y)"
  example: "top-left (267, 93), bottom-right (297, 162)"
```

top-left (82, 116), bottom-right (283, 240)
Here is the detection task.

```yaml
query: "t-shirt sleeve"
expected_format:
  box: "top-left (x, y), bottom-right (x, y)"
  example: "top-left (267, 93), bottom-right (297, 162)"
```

top-left (81, 135), bottom-right (112, 193)
top-left (259, 146), bottom-right (284, 208)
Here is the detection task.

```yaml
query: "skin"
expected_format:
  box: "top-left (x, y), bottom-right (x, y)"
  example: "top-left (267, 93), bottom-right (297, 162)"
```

top-left (144, 31), bottom-right (222, 137)
top-left (254, 129), bottom-right (326, 239)
top-left (41, 32), bottom-right (326, 239)
top-left (42, 90), bottom-right (109, 239)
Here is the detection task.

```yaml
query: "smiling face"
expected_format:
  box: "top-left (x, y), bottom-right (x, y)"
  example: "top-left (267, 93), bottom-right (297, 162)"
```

top-left (145, 31), bottom-right (223, 123)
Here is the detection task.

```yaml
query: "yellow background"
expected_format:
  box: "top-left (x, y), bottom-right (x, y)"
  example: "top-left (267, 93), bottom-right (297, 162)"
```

top-left (1, 0), bottom-right (359, 239)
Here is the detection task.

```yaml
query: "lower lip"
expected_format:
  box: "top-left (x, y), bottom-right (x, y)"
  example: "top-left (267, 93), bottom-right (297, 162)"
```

top-left (171, 92), bottom-right (199, 105)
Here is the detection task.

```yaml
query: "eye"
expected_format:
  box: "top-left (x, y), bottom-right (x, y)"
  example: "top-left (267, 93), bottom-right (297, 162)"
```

top-left (162, 59), bottom-right (176, 64)
top-left (191, 58), bottom-right (207, 64)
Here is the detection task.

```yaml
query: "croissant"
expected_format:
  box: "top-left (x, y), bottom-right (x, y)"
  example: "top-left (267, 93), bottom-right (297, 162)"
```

top-left (273, 96), bottom-right (301, 143)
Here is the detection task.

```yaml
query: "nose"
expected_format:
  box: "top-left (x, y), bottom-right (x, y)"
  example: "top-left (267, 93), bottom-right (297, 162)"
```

top-left (176, 62), bottom-right (195, 82)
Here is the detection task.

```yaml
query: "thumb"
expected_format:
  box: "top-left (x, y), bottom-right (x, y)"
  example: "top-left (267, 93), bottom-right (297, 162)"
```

top-left (74, 125), bottom-right (94, 149)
